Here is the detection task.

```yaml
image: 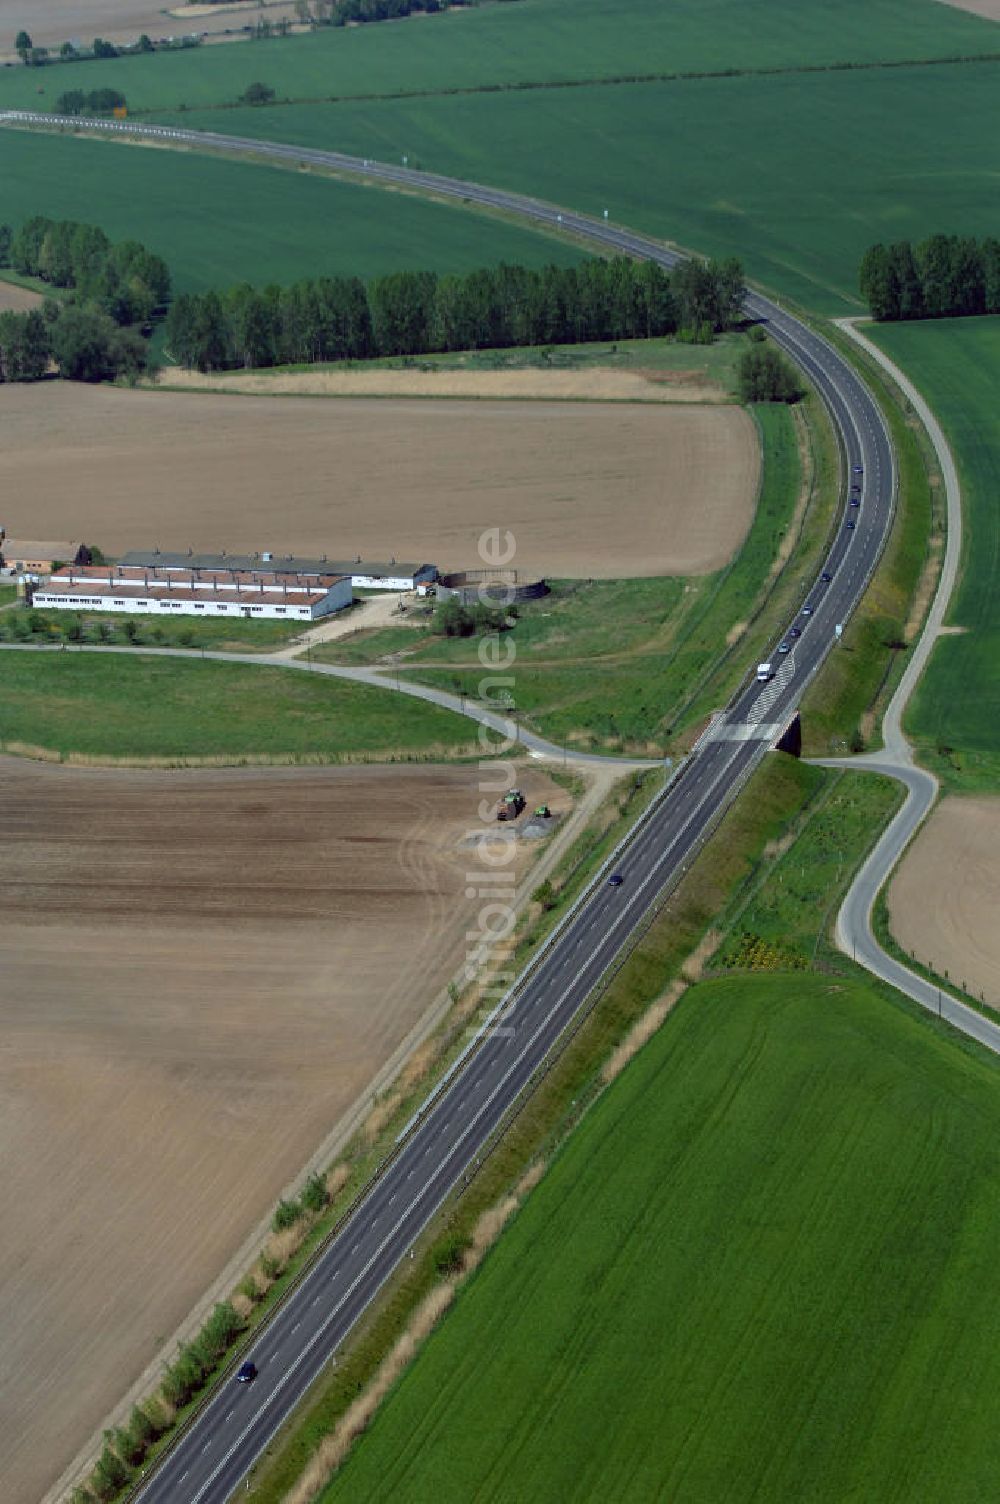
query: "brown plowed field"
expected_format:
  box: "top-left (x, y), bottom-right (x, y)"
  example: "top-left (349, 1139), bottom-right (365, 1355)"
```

top-left (0, 756), bottom-right (565, 1504)
top-left (0, 0), bottom-right (300, 52)
top-left (888, 795), bottom-right (1000, 1009)
top-left (0, 383), bottom-right (758, 579)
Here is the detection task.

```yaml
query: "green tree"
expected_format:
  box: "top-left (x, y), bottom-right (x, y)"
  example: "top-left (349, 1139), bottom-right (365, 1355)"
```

top-left (240, 80), bottom-right (275, 105)
top-left (272, 1197), bottom-right (301, 1232)
top-left (0, 224), bottom-right (10, 268)
top-left (300, 1171), bottom-right (330, 1214)
top-left (15, 29), bottom-right (32, 63)
top-left (738, 344), bottom-right (803, 403)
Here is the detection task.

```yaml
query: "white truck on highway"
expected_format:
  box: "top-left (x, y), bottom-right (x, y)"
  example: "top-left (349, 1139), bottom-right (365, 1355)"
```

top-left (756, 662), bottom-right (773, 682)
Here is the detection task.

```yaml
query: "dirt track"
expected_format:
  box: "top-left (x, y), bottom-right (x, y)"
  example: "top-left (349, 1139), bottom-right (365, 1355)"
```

top-left (0, 279), bottom-right (42, 312)
top-left (0, 756), bottom-right (566, 1504)
top-left (888, 796), bottom-right (1000, 1007)
top-left (0, 383), bottom-right (757, 578)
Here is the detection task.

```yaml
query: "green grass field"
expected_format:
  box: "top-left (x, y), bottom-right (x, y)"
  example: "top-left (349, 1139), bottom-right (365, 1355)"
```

top-left (322, 968), bottom-right (1000, 1504)
top-left (1, 1), bottom-right (998, 306)
top-left (0, 131), bottom-right (579, 294)
top-left (0, 0), bottom-right (993, 114)
top-left (142, 55), bottom-right (1000, 315)
top-left (357, 400), bottom-right (806, 753)
top-left (869, 317), bottom-right (1000, 791)
top-left (0, 650), bottom-right (473, 762)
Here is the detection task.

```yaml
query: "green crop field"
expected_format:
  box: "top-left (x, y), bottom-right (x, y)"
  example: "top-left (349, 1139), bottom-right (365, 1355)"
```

top-left (0, 0), bottom-right (993, 115)
top-left (0, 131), bottom-right (579, 294)
top-left (364, 400), bottom-right (806, 753)
top-left (0, 650), bottom-right (474, 763)
top-left (151, 56), bottom-right (1000, 315)
top-left (322, 970), bottom-right (1000, 1504)
top-left (1, 0), bottom-right (998, 305)
top-left (870, 317), bottom-right (1000, 791)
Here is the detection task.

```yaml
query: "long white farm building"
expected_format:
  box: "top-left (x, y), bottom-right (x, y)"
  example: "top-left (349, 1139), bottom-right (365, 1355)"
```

top-left (33, 564), bottom-right (352, 621)
top-left (120, 550), bottom-right (437, 592)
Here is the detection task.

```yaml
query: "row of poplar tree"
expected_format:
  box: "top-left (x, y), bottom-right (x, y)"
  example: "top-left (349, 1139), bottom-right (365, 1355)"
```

top-left (859, 234), bottom-right (1000, 322)
top-left (165, 256), bottom-right (746, 372)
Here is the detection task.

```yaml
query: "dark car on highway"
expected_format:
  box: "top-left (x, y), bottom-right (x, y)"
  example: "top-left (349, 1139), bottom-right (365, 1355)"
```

top-left (846, 520), bottom-right (857, 530)
top-left (608, 873), bottom-right (624, 887)
top-left (820, 571), bottom-right (833, 582)
top-left (237, 1361), bottom-right (257, 1384)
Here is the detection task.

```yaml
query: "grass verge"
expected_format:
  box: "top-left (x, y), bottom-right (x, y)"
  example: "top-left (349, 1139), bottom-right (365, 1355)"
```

top-left (0, 649), bottom-right (475, 764)
top-left (799, 321), bottom-right (939, 756)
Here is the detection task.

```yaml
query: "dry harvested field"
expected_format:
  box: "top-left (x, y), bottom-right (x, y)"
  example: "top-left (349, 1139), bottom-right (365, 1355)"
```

top-left (0, 755), bottom-right (566, 1504)
top-left (0, 0), bottom-right (299, 52)
top-left (888, 795), bottom-right (1000, 1008)
top-left (0, 383), bottom-right (758, 578)
top-left (164, 364), bottom-right (728, 403)
top-left (0, 278), bottom-right (42, 312)
top-left (939, 0), bottom-right (1000, 20)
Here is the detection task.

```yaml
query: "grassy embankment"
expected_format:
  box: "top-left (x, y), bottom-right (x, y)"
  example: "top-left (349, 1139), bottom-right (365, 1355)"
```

top-left (798, 321), bottom-right (939, 756)
top-left (867, 317), bottom-right (1000, 793)
top-left (324, 394), bottom-right (831, 755)
top-left (0, 652), bottom-right (476, 764)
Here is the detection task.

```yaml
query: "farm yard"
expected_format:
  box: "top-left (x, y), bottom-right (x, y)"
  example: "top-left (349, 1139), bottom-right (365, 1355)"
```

top-left (321, 972), bottom-right (1000, 1504)
top-left (0, 383), bottom-right (759, 580)
top-left (0, 755), bottom-right (567, 1504)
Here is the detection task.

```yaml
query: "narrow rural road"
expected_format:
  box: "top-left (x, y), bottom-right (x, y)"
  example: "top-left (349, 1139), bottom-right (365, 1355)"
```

top-left (814, 322), bottom-right (1000, 1054)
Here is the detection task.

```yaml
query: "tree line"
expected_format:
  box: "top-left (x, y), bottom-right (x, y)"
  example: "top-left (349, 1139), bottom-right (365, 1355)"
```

top-left (7, 215), bottom-right (170, 326)
top-left (165, 255), bottom-right (745, 371)
top-left (55, 87), bottom-right (128, 117)
top-left (859, 235), bottom-right (1000, 322)
top-left (0, 215), bottom-right (170, 384)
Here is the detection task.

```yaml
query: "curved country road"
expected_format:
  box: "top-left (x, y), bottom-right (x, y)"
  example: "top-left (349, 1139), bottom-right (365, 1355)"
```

top-left (815, 323), bottom-right (1000, 1054)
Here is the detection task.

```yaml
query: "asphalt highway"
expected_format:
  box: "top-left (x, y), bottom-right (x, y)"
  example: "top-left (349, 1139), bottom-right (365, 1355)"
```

top-left (0, 114), bottom-right (897, 1503)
